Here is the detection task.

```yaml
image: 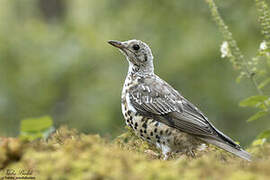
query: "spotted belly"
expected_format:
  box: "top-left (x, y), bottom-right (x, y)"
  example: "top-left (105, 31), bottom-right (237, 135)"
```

top-left (121, 96), bottom-right (202, 156)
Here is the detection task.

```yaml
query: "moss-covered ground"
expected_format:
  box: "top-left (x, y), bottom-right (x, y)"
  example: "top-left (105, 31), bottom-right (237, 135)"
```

top-left (0, 127), bottom-right (269, 180)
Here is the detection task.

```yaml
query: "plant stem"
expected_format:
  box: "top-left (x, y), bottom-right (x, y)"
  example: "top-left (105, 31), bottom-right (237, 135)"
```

top-left (206, 0), bottom-right (268, 110)
top-left (241, 56), bottom-right (264, 95)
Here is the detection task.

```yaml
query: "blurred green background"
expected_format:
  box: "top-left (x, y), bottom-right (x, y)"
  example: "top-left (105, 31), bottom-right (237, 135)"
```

top-left (0, 0), bottom-right (268, 146)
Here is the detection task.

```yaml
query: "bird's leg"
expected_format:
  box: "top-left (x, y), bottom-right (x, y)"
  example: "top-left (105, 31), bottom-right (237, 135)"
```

top-left (187, 148), bottom-right (196, 158)
top-left (163, 151), bottom-right (172, 160)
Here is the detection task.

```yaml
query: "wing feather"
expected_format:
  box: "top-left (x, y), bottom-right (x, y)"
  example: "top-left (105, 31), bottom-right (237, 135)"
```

top-left (129, 77), bottom-right (212, 136)
top-left (129, 76), bottom-right (241, 149)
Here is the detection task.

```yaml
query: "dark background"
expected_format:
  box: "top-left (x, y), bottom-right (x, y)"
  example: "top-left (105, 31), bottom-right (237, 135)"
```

top-left (0, 0), bottom-right (269, 146)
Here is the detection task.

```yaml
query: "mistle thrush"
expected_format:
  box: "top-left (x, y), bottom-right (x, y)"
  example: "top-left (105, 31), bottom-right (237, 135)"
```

top-left (108, 39), bottom-right (251, 161)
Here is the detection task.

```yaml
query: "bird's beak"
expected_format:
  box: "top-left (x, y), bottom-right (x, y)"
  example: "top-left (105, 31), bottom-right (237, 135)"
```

top-left (108, 40), bottom-right (125, 50)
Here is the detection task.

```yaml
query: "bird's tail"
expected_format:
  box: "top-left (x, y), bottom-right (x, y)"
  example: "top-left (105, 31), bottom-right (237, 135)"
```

top-left (201, 138), bottom-right (252, 161)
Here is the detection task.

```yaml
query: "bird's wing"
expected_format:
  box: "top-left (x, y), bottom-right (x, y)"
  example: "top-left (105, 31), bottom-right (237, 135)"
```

top-left (129, 75), bottom-right (240, 148)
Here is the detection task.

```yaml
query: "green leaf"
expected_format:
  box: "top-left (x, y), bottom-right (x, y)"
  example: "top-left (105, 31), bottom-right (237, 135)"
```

top-left (258, 78), bottom-right (270, 89)
top-left (252, 138), bottom-right (266, 146)
top-left (247, 110), bottom-right (268, 122)
top-left (20, 132), bottom-right (43, 141)
top-left (20, 116), bottom-right (54, 141)
top-left (239, 95), bottom-right (268, 108)
top-left (21, 116), bottom-right (53, 133)
top-left (257, 129), bottom-right (270, 139)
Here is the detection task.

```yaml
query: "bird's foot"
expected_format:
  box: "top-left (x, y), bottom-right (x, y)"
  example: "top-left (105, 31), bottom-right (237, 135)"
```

top-left (186, 148), bottom-right (196, 158)
top-left (162, 152), bottom-right (172, 160)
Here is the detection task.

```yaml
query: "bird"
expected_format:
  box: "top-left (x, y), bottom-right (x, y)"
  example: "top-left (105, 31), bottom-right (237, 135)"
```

top-left (108, 39), bottom-right (252, 161)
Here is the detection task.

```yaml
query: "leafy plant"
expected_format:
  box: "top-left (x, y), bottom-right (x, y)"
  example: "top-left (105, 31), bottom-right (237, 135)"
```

top-left (20, 116), bottom-right (55, 141)
top-left (206, 0), bottom-right (270, 137)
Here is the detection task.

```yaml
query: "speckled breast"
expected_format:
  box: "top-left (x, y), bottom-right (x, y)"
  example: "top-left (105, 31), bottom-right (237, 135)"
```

top-left (121, 74), bottom-right (202, 156)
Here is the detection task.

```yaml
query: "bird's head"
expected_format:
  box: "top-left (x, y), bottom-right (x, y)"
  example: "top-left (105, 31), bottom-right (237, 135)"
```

top-left (108, 39), bottom-right (154, 75)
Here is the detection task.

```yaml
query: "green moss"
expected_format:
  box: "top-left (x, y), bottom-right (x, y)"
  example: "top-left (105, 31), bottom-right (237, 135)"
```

top-left (0, 127), bottom-right (270, 180)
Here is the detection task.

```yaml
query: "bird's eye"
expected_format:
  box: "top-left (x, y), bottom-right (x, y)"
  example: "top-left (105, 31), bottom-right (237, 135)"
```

top-left (132, 44), bottom-right (140, 51)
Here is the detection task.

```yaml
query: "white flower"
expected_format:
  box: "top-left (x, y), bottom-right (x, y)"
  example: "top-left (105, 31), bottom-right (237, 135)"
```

top-left (260, 41), bottom-right (267, 51)
top-left (220, 41), bottom-right (230, 58)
